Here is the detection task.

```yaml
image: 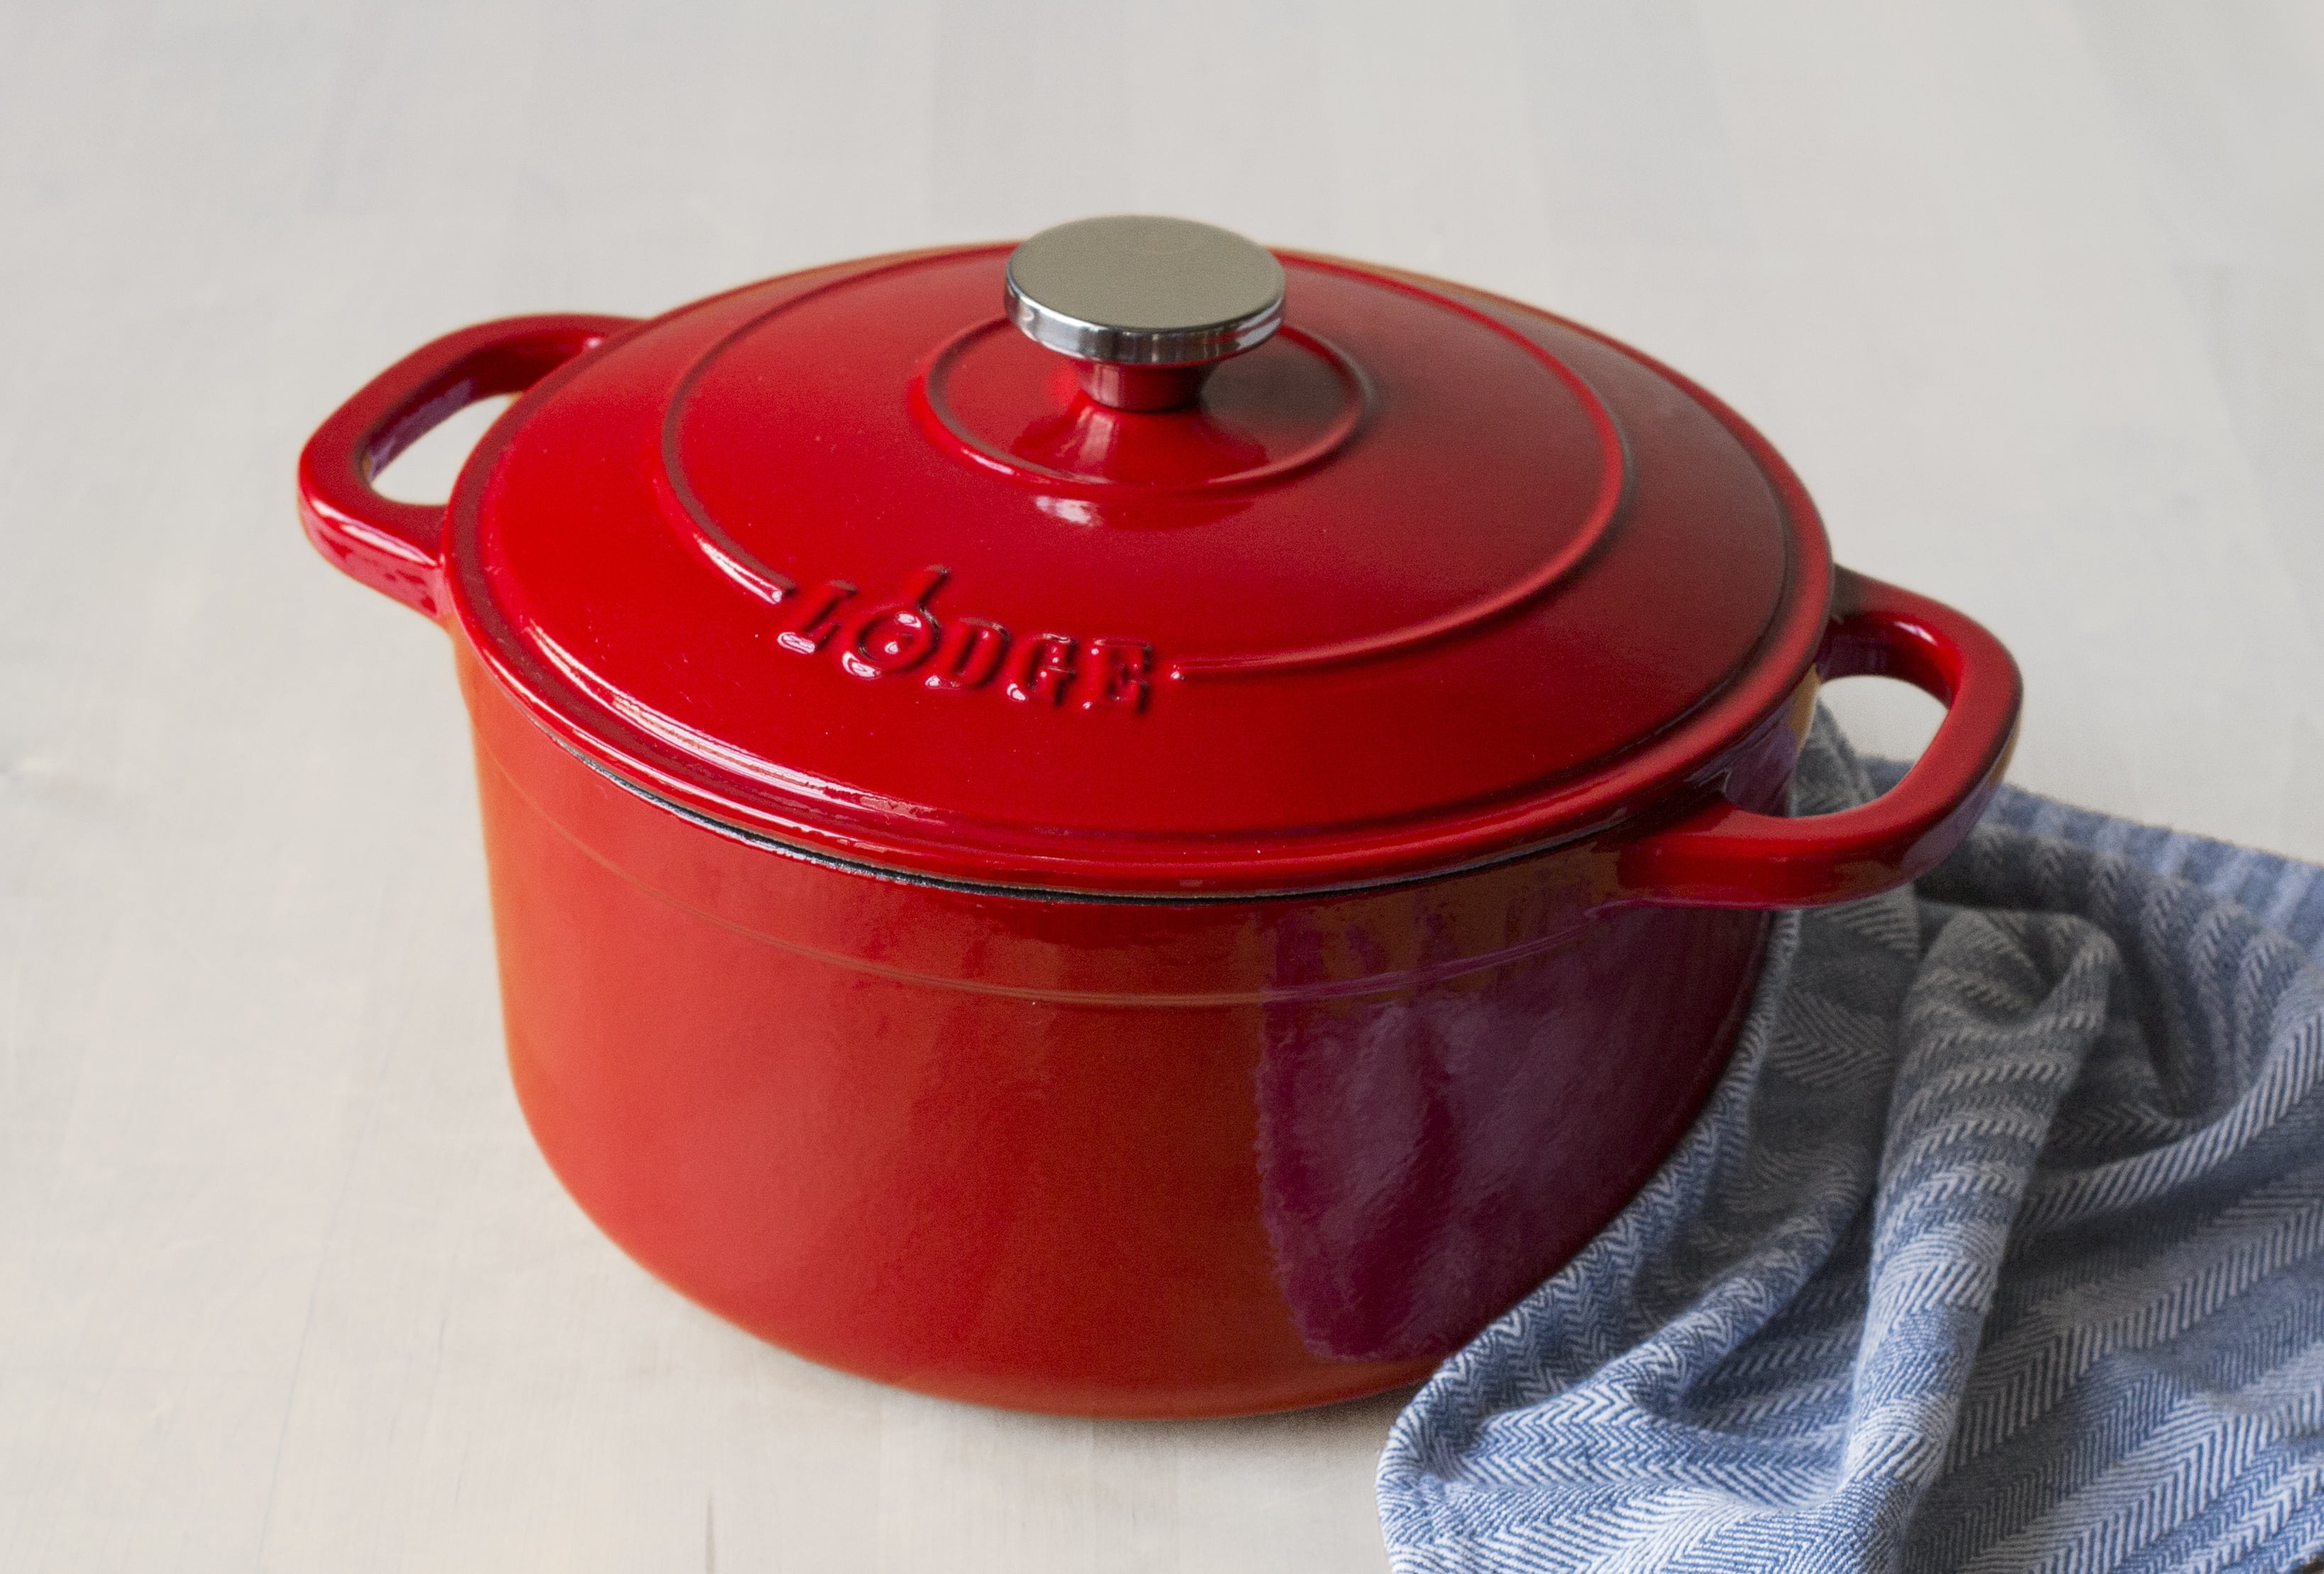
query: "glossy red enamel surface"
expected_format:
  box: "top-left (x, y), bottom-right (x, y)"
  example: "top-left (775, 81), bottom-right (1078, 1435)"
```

top-left (296, 235), bottom-right (2023, 1416)
top-left (441, 248), bottom-right (1825, 895)
top-left (465, 643), bottom-right (1771, 1414)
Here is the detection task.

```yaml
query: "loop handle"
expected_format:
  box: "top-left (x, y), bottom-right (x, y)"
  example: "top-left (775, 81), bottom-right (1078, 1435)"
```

top-left (297, 314), bottom-right (636, 618)
top-left (1619, 567), bottom-right (2022, 909)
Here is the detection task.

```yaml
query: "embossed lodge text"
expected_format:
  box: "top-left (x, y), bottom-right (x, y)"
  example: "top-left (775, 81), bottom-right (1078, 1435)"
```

top-left (773, 566), bottom-right (1153, 714)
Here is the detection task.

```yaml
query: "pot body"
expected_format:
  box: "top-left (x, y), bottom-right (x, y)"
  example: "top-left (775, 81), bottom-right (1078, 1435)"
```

top-left (463, 639), bottom-right (1803, 1416)
top-left (299, 239), bottom-right (2021, 1418)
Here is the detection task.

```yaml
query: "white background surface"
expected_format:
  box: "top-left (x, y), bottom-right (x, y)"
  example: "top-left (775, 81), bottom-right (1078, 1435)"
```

top-left (5, 3), bottom-right (2323, 1570)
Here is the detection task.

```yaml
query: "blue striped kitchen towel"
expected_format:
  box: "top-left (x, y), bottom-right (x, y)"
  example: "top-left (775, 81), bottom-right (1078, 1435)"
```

top-left (1378, 716), bottom-right (2324, 1573)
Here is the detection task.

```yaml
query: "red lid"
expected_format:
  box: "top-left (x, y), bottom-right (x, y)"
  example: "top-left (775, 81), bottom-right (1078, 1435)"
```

top-left (446, 220), bottom-right (1831, 896)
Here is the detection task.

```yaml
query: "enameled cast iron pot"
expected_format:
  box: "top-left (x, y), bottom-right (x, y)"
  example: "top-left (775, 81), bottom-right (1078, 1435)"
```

top-left (299, 217), bottom-right (2020, 1418)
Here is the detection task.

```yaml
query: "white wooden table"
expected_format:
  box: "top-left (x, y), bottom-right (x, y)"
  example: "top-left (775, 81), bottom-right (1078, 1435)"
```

top-left (5, 4), bottom-right (2321, 1568)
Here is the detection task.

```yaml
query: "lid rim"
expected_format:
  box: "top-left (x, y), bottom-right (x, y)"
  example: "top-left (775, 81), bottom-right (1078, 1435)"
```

top-left (546, 717), bottom-right (1631, 905)
top-left (457, 602), bottom-right (1827, 899)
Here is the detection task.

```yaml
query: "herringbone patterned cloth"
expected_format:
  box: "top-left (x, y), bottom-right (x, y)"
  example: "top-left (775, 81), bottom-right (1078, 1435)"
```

top-left (1378, 718), bottom-right (2324, 1573)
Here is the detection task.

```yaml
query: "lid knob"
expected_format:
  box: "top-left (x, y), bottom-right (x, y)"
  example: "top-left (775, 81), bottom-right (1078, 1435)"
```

top-left (1005, 216), bottom-right (1287, 411)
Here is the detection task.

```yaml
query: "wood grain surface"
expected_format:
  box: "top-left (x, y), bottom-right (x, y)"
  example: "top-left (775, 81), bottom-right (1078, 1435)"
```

top-left (4, 3), bottom-right (2321, 1569)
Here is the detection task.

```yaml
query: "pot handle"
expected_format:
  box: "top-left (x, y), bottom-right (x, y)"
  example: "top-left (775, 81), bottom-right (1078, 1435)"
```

top-left (297, 314), bottom-right (637, 619)
top-left (1617, 567), bottom-right (2022, 909)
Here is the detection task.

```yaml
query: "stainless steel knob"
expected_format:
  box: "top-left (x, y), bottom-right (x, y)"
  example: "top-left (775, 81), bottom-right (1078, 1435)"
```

top-left (1005, 216), bottom-right (1286, 411)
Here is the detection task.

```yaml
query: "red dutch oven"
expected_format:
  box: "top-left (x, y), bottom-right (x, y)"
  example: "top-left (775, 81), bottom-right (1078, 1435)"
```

top-left (299, 217), bottom-right (2019, 1418)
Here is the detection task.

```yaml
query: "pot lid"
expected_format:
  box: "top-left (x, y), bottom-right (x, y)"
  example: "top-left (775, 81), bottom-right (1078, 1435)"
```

top-left (448, 217), bottom-right (1831, 896)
